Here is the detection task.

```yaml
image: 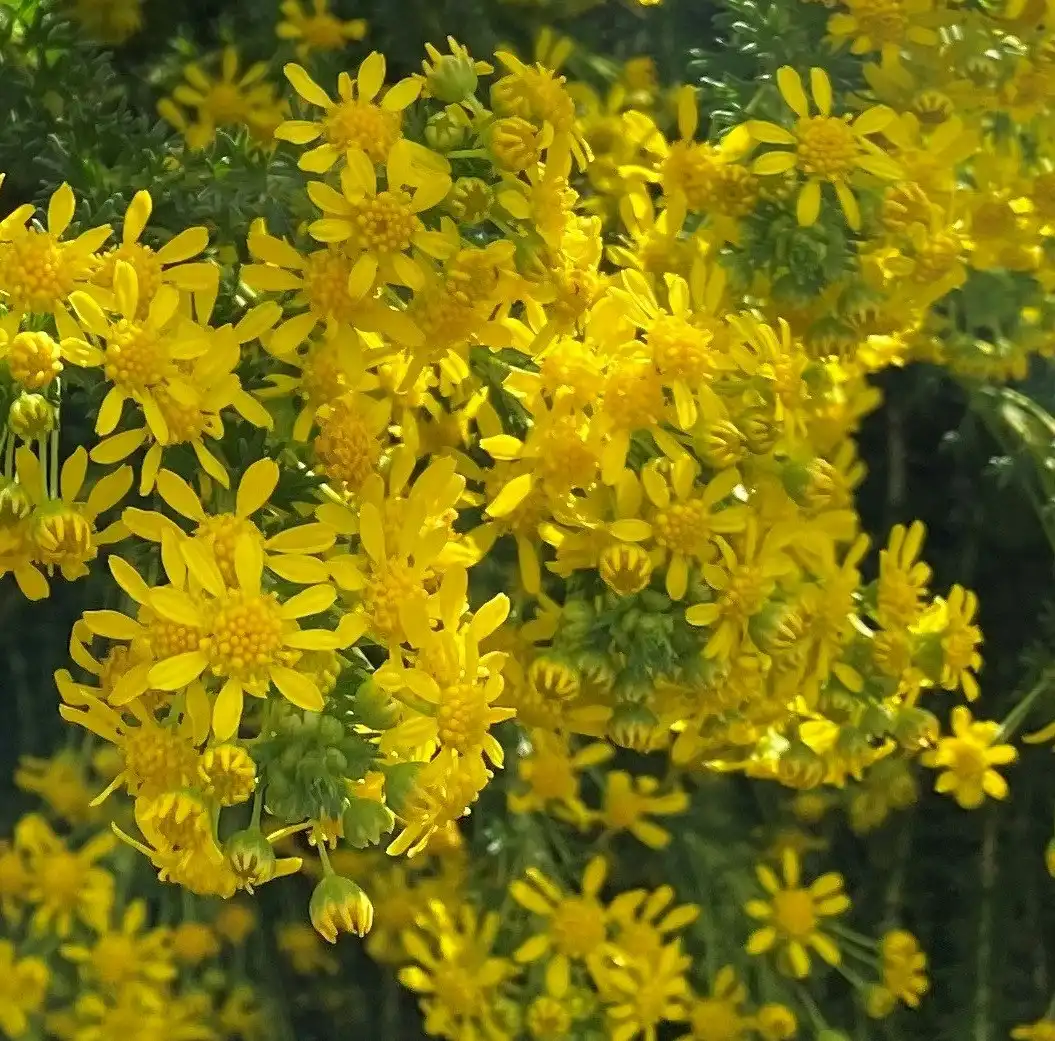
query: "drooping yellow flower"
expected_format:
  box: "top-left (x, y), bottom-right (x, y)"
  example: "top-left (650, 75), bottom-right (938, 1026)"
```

top-left (277, 0), bottom-right (367, 59)
top-left (277, 53), bottom-right (421, 172)
top-left (744, 848), bottom-right (849, 978)
top-left (922, 705), bottom-right (1017, 808)
top-left (745, 66), bottom-right (901, 228)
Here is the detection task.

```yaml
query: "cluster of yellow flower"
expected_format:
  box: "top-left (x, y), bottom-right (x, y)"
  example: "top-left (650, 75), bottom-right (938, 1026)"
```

top-left (4, 0), bottom-right (1055, 1034)
top-left (0, 754), bottom-right (262, 1041)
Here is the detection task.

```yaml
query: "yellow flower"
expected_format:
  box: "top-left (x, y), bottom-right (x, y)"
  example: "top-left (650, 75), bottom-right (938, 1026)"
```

top-left (607, 885), bottom-right (700, 965)
top-left (745, 66), bottom-right (901, 228)
top-left (922, 706), bottom-right (1017, 809)
top-left (139, 535), bottom-right (344, 736)
top-left (13, 444), bottom-right (131, 593)
top-left (677, 966), bottom-right (753, 1041)
top-left (511, 856), bottom-right (610, 992)
top-left (123, 459), bottom-right (336, 587)
top-left (866, 929), bottom-right (928, 1016)
top-left (14, 814), bottom-right (115, 936)
top-left (170, 921), bottom-right (221, 964)
top-left (277, 53), bottom-right (422, 172)
top-left (163, 47), bottom-right (279, 147)
top-left (277, 922), bottom-right (339, 974)
top-left (509, 730), bottom-right (612, 821)
top-left (876, 520), bottom-right (930, 629)
top-left (744, 848), bottom-right (849, 978)
top-left (599, 940), bottom-right (692, 1041)
top-left (60, 901), bottom-right (174, 994)
top-left (309, 874), bottom-right (374, 941)
top-left (0, 181), bottom-right (112, 336)
top-left (242, 228), bottom-right (423, 349)
top-left (0, 940), bottom-right (49, 1038)
top-left (934, 584), bottom-right (983, 701)
top-left (307, 139), bottom-right (452, 290)
top-left (1013, 1019), bottom-right (1055, 1041)
top-left (69, 0), bottom-right (143, 43)
top-left (599, 772), bottom-right (688, 848)
top-left (14, 752), bottom-right (97, 825)
top-left (826, 0), bottom-right (938, 61)
top-left (277, 0), bottom-right (367, 60)
top-left (399, 900), bottom-right (518, 1041)
top-left (92, 190), bottom-right (217, 314)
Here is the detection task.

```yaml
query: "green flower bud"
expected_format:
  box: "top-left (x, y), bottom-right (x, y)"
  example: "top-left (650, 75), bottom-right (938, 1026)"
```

top-left (446, 177), bottom-right (493, 225)
top-left (382, 761), bottom-right (423, 815)
top-left (608, 703), bottom-right (658, 751)
top-left (776, 740), bottom-right (826, 790)
top-left (342, 796), bottom-right (395, 849)
top-left (423, 42), bottom-right (481, 103)
top-left (8, 393), bottom-right (55, 441)
top-left (892, 706), bottom-right (939, 751)
top-left (740, 409), bottom-right (779, 454)
top-left (225, 829), bottom-right (277, 891)
top-left (0, 477), bottom-right (33, 523)
top-left (425, 110), bottom-right (468, 152)
top-left (354, 678), bottom-right (399, 730)
top-left (309, 875), bottom-right (373, 942)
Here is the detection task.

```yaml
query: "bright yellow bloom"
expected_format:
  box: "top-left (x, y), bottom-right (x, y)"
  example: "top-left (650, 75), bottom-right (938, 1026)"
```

top-left (509, 730), bottom-right (612, 822)
top-left (677, 966), bottom-right (753, 1041)
top-left (0, 940), bottom-right (48, 1039)
top-left (600, 940), bottom-right (693, 1041)
top-left (277, 0), bottom-right (367, 59)
top-left (511, 856), bottom-right (610, 992)
top-left (92, 190), bottom-right (217, 314)
top-left (400, 901), bottom-right (518, 1041)
top-left (307, 140), bottom-right (452, 290)
top-left (876, 520), bottom-right (931, 629)
top-left (744, 848), bottom-right (849, 978)
top-left (745, 66), bottom-right (901, 228)
top-left (922, 706), bottom-right (1017, 809)
top-left (123, 459), bottom-right (336, 586)
top-left (607, 885), bottom-right (700, 965)
top-left (14, 752), bottom-right (96, 825)
top-left (0, 181), bottom-right (111, 336)
top-left (14, 814), bottom-right (115, 936)
top-left (866, 929), bottom-right (929, 1016)
top-left (827, 0), bottom-right (938, 61)
top-left (277, 53), bottom-right (421, 172)
top-left (599, 771), bottom-right (688, 848)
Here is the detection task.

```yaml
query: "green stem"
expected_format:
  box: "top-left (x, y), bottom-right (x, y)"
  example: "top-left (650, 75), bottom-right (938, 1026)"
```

top-left (998, 671), bottom-right (1054, 741)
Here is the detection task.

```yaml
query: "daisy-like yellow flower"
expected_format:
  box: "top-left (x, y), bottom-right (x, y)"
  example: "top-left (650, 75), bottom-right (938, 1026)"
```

top-left (509, 730), bottom-right (612, 821)
top-left (922, 705), bottom-right (1017, 809)
top-left (92, 190), bottom-right (217, 312)
top-left (277, 0), bottom-right (367, 60)
top-left (14, 814), bottom-right (115, 936)
top-left (826, 0), bottom-right (938, 61)
top-left (744, 848), bottom-right (849, 978)
top-left (677, 966), bottom-right (754, 1041)
top-left (511, 856), bottom-right (610, 992)
top-left (0, 181), bottom-right (112, 337)
top-left (599, 771), bottom-right (689, 849)
top-left (163, 47), bottom-right (279, 146)
top-left (124, 461), bottom-right (335, 586)
top-left (64, 261), bottom-right (209, 439)
top-left (89, 302), bottom-right (277, 494)
top-left (0, 940), bottom-right (48, 1038)
top-left (637, 457), bottom-right (749, 601)
top-left (242, 227), bottom-right (423, 349)
top-left (600, 940), bottom-right (693, 1041)
top-left (276, 53), bottom-right (422, 172)
top-left (143, 536), bottom-right (345, 736)
top-left (307, 139), bottom-right (452, 290)
top-left (745, 66), bottom-right (901, 229)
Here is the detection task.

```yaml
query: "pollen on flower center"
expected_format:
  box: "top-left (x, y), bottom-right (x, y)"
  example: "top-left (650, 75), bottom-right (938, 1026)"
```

top-left (603, 363), bottom-right (665, 429)
top-left (796, 116), bottom-right (859, 179)
top-left (722, 567), bottom-right (769, 620)
top-left (323, 100), bottom-right (402, 163)
top-left (104, 319), bottom-right (170, 391)
top-left (145, 609), bottom-right (202, 660)
top-left (851, 0), bottom-right (908, 43)
top-left (349, 191), bottom-right (419, 254)
top-left (648, 315), bottom-right (713, 382)
top-left (200, 590), bottom-right (287, 683)
top-left (653, 501), bottom-right (712, 556)
top-left (96, 243), bottom-right (163, 308)
top-left (527, 998), bottom-right (572, 1037)
top-left (535, 417), bottom-right (597, 491)
top-left (121, 725), bottom-right (199, 796)
top-left (363, 559), bottom-right (428, 641)
top-left (38, 850), bottom-right (83, 906)
top-left (313, 395), bottom-right (381, 493)
top-left (771, 888), bottom-right (817, 937)
top-left (0, 231), bottom-right (78, 313)
top-left (551, 896), bottom-right (606, 957)
top-left (304, 249), bottom-right (359, 324)
top-left (196, 515), bottom-right (262, 585)
top-left (436, 681), bottom-right (490, 753)
top-left (301, 344), bottom-right (351, 407)
top-left (153, 384), bottom-right (210, 444)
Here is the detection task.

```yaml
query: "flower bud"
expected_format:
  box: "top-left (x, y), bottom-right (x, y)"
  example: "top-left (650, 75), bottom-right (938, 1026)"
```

top-left (608, 703), bottom-right (659, 751)
top-left (776, 741), bottom-right (826, 790)
top-left (225, 829), bottom-right (277, 891)
top-left (446, 177), bottom-right (493, 224)
top-left (423, 41), bottom-right (481, 103)
top-left (425, 109), bottom-right (468, 152)
top-left (599, 543), bottom-right (653, 597)
top-left (8, 393), bottom-right (55, 441)
top-left (756, 1003), bottom-right (797, 1041)
top-left (342, 796), bottom-right (395, 849)
top-left (309, 874), bottom-right (374, 942)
